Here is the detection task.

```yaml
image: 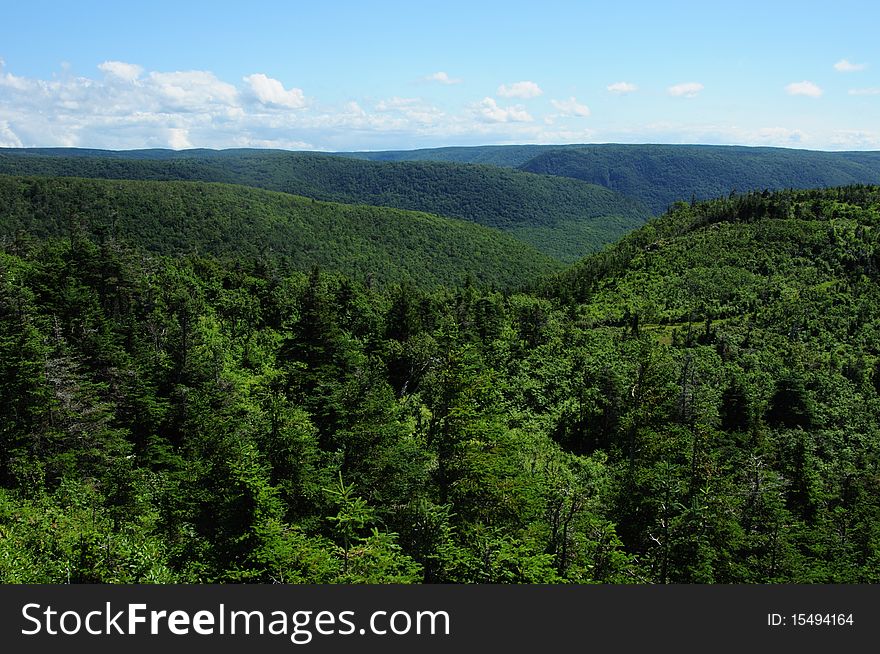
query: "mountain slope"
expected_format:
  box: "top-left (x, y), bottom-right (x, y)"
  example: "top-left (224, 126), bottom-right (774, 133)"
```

top-left (340, 143), bottom-right (880, 214)
top-left (341, 144), bottom-right (581, 167)
top-left (0, 175), bottom-right (561, 288)
top-left (0, 149), bottom-right (651, 262)
top-left (520, 144), bottom-right (880, 213)
top-left (547, 184), bottom-right (880, 316)
top-left (3, 184), bottom-right (879, 585)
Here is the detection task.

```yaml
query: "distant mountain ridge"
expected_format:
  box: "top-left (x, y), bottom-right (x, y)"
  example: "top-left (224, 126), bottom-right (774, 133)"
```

top-left (518, 144), bottom-right (880, 213)
top-left (340, 144), bottom-right (586, 167)
top-left (345, 143), bottom-right (880, 213)
top-left (344, 143), bottom-right (880, 212)
top-left (6, 143), bottom-right (880, 257)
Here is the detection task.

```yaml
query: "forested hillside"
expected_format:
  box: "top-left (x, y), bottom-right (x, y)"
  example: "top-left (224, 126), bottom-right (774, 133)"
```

top-left (0, 150), bottom-right (650, 262)
top-left (342, 144), bottom-right (578, 167)
top-left (348, 143), bottom-right (880, 214)
top-left (0, 175), bottom-right (561, 288)
top-left (2, 184), bottom-right (878, 583)
top-left (520, 145), bottom-right (880, 213)
top-left (10, 143), bottom-right (880, 259)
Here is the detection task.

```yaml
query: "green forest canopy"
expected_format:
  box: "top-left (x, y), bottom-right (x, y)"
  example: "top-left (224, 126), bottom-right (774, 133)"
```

top-left (0, 149), bottom-right (651, 262)
top-left (0, 174), bottom-right (561, 289)
top-left (1, 183), bottom-right (879, 583)
top-left (346, 143), bottom-right (880, 213)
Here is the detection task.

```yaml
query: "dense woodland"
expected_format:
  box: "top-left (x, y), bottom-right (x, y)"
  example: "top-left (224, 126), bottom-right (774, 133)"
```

top-left (520, 145), bottom-right (880, 214)
top-left (348, 143), bottom-right (880, 212)
top-left (1, 175), bottom-right (879, 583)
top-left (0, 175), bottom-right (560, 288)
top-left (0, 150), bottom-right (650, 262)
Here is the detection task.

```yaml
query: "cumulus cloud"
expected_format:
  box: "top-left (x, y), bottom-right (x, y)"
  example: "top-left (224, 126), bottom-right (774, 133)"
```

top-left (497, 81), bottom-right (542, 99)
top-left (834, 59), bottom-right (867, 72)
top-left (243, 73), bottom-right (306, 108)
top-left (828, 129), bottom-right (880, 149)
top-left (98, 60), bottom-right (143, 82)
top-left (0, 120), bottom-right (23, 147)
top-left (230, 136), bottom-right (314, 150)
top-left (475, 97), bottom-right (533, 123)
top-left (150, 70), bottom-right (239, 110)
top-left (375, 97), bottom-right (444, 125)
top-left (607, 81), bottom-right (638, 94)
top-left (0, 69), bottom-right (32, 91)
top-left (167, 128), bottom-right (192, 150)
top-left (550, 97), bottom-right (590, 117)
top-left (785, 81), bottom-right (823, 97)
top-left (849, 87), bottom-right (880, 96)
top-left (667, 82), bottom-right (704, 98)
top-left (425, 71), bottom-right (461, 84)
top-left (375, 97), bottom-right (420, 111)
top-left (4, 58), bottom-right (874, 152)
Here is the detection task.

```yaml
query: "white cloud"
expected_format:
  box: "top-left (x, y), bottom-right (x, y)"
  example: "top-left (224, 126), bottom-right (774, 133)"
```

top-left (4, 59), bottom-right (877, 152)
top-left (375, 97), bottom-right (425, 112)
top-left (345, 100), bottom-right (366, 116)
top-left (0, 69), bottom-right (32, 91)
top-left (497, 81), bottom-right (542, 99)
top-left (150, 70), bottom-right (239, 110)
top-left (0, 120), bottom-right (22, 147)
top-left (425, 71), bottom-right (461, 85)
top-left (849, 87), bottom-right (880, 96)
top-left (550, 97), bottom-right (590, 117)
top-left (667, 82), bottom-right (704, 98)
top-left (230, 136), bottom-right (314, 150)
top-left (474, 97), bottom-right (533, 123)
top-left (98, 60), bottom-right (143, 82)
top-left (828, 129), bottom-right (880, 149)
top-left (607, 81), bottom-right (638, 94)
top-left (834, 59), bottom-right (867, 72)
top-left (752, 127), bottom-right (806, 144)
top-left (167, 128), bottom-right (192, 150)
top-left (375, 97), bottom-right (444, 125)
top-left (243, 73), bottom-right (306, 109)
top-left (785, 80), bottom-right (823, 97)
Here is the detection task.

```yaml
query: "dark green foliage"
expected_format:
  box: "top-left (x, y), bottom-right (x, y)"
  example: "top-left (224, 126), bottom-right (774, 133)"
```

top-left (766, 372), bottom-right (814, 429)
top-left (0, 149), bottom-right (651, 262)
top-left (720, 376), bottom-right (752, 433)
top-left (519, 144), bottom-right (880, 213)
top-left (344, 143), bottom-right (880, 215)
top-left (341, 144), bottom-right (594, 167)
top-left (0, 175), bottom-right (560, 289)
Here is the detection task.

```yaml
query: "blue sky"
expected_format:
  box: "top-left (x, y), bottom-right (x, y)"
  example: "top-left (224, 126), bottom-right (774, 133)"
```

top-left (1, 0), bottom-right (878, 151)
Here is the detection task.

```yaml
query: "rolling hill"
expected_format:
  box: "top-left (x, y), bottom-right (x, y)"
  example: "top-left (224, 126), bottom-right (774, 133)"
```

top-left (343, 143), bottom-right (880, 214)
top-left (12, 144), bottom-right (880, 220)
top-left (341, 144), bottom-right (579, 167)
top-left (520, 144), bottom-right (880, 213)
top-left (0, 175), bottom-right (561, 288)
top-left (0, 149), bottom-right (651, 262)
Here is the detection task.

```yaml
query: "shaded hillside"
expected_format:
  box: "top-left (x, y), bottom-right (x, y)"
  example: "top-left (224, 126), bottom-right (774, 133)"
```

top-left (0, 149), bottom-right (651, 262)
top-left (340, 143), bottom-right (880, 214)
top-left (341, 144), bottom-right (582, 167)
top-left (0, 175), bottom-right (561, 288)
top-left (520, 144), bottom-right (880, 213)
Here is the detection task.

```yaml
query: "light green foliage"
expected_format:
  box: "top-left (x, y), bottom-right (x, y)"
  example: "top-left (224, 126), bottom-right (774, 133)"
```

top-left (0, 184), bottom-right (879, 584)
